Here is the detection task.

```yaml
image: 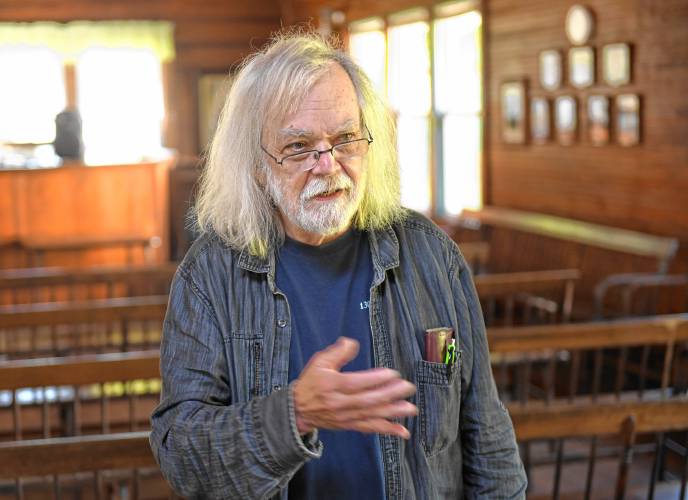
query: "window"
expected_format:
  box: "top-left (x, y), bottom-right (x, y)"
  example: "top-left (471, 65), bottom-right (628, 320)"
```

top-left (0, 46), bottom-right (65, 144)
top-left (77, 47), bottom-right (165, 165)
top-left (348, 3), bottom-right (483, 216)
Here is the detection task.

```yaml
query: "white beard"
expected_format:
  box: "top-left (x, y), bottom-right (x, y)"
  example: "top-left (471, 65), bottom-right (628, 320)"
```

top-left (266, 168), bottom-right (363, 237)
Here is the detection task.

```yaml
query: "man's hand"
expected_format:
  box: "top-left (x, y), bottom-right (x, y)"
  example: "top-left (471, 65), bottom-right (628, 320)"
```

top-left (292, 337), bottom-right (417, 439)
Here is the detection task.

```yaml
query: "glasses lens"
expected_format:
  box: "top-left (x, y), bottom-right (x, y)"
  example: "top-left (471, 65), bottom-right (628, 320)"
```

top-left (283, 151), bottom-right (316, 170)
top-left (333, 139), bottom-right (369, 159)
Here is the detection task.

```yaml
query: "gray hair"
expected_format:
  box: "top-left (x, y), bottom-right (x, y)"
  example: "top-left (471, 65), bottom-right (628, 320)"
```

top-left (194, 30), bottom-right (403, 257)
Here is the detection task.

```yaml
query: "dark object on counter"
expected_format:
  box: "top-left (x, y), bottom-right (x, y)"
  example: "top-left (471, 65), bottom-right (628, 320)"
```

top-left (54, 108), bottom-right (84, 160)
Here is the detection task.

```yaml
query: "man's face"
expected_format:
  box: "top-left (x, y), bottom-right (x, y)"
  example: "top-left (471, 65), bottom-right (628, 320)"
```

top-left (262, 63), bottom-right (367, 246)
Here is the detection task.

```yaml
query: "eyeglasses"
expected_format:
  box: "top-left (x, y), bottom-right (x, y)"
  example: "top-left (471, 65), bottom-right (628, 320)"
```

top-left (261, 127), bottom-right (373, 172)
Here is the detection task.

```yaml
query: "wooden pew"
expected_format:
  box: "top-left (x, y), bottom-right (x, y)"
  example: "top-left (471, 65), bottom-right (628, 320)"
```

top-left (488, 313), bottom-right (688, 404)
top-left (474, 269), bottom-right (580, 326)
top-left (509, 398), bottom-right (688, 500)
top-left (0, 431), bottom-right (172, 499)
top-left (458, 241), bottom-right (490, 274)
top-left (0, 262), bottom-right (178, 305)
top-left (0, 296), bottom-right (168, 359)
top-left (449, 206), bottom-right (681, 319)
top-left (0, 350), bottom-right (161, 441)
top-left (594, 272), bottom-right (688, 319)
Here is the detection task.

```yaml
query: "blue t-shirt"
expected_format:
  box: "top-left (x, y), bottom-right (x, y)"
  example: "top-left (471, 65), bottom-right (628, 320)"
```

top-left (275, 229), bottom-right (385, 500)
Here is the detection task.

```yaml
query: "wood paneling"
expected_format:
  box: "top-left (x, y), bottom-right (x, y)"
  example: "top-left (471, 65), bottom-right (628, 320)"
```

top-left (0, 160), bottom-right (171, 268)
top-left (486, 0), bottom-right (688, 248)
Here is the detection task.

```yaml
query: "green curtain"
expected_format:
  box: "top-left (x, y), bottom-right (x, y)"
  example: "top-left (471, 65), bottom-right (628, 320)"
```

top-left (0, 21), bottom-right (175, 62)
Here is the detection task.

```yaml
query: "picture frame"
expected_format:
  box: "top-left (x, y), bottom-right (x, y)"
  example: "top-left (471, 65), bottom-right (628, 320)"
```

top-left (616, 94), bottom-right (640, 146)
top-left (569, 47), bottom-right (595, 88)
top-left (197, 72), bottom-right (233, 153)
top-left (603, 43), bottom-right (631, 87)
top-left (555, 96), bottom-right (577, 146)
top-left (501, 81), bottom-right (527, 144)
top-left (587, 95), bottom-right (610, 146)
top-left (531, 97), bottom-right (550, 144)
top-left (539, 50), bottom-right (562, 91)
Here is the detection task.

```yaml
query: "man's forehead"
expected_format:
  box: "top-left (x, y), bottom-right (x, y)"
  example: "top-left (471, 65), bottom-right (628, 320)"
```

top-left (276, 118), bottom-right (360, 139)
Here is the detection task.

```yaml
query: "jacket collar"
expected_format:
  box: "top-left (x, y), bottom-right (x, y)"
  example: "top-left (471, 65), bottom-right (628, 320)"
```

top-left (236, 224), bottom-right (401, 277)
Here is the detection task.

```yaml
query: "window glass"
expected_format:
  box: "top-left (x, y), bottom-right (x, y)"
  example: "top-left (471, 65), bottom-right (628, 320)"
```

top-left (349, 30), bottom-right (386, 95)
top-left (397, 115), bottom-right (431, 212)
top-left (434, 10), bottom-right (483, 215)
top-left (0, 46), bottom-right (65, 144)
top-left (77, 47), bottom-right (164, 165)
top-left (388, 21), bottom-right (431, 212)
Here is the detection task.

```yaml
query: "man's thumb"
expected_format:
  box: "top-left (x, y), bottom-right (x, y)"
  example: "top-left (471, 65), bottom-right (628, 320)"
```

top-left (313, 337), bottom-right (359, 370)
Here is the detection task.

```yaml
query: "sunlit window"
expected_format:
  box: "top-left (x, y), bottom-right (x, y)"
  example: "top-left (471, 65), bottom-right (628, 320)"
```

top-left (77, 47), bottom-right (165, 165)
top-left (388, 20), bottom-right (432, 213)
top-left (349, 19), bottom-right (386, 95)
top-left (0, 46), bottom-right (65, 144)
top-left (348, 5), bottom-right (483, 217)
top-left (434, 10), bottom-right (483, 214)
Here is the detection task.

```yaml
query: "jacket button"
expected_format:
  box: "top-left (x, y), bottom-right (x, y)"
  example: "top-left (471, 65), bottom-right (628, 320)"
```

top-left (272, 385), bottom-right (282, 392)
top-left (277, 319), bottom-right (287, 328)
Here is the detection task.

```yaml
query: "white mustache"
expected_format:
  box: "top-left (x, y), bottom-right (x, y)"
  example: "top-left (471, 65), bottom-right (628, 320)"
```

top-left (300, 174), bottom-right (354, 202)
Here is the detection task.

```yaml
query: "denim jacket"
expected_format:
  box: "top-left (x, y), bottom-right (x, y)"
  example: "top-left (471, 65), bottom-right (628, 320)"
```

top-left (150, 211), bottom-right (527, 499)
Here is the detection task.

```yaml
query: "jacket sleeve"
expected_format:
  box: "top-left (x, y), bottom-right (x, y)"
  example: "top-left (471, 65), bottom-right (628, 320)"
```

top-left (449, 247), bottom-right (528, 499)
top-left (150, 269), bottom-right (321, 499)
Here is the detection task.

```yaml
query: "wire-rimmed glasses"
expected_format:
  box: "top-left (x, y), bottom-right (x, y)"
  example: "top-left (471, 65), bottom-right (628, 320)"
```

top-left (261, 127), bottom-right (373, 172)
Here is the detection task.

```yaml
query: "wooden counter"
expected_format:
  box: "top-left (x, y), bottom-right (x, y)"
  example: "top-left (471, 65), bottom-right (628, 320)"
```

top-left (0, 158), bottom-right (173, 268)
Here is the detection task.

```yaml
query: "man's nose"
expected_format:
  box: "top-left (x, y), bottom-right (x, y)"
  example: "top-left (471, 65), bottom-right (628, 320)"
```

top-left (310, 148), bottom-right (338, 175)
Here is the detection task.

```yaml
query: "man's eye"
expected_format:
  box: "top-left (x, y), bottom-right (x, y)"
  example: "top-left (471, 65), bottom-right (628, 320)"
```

top-left (284, 142), bottom-right (308, 153)
top-left (336, 133), bottom-right (357, 144)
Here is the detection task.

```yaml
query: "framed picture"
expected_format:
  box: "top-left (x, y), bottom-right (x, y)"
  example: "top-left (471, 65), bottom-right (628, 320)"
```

top-left (555, 96), bottom-right (577, 146)
top-left (587, 95), bottom-right (610, 146)
top-left (531, 97), bottom-right (550, 144)
top-left (603, 43), bottom-right (631, 87)
top-left (501, 81), bottom-right (527, 144)
top-left (539, 50), bottom-right (562, 91)
top-left (197, 72), bottom-right (233, 153)
top-left (616, 94), bottom-right (640, 146)
top-left (569, 47), bottom-right (595, 88)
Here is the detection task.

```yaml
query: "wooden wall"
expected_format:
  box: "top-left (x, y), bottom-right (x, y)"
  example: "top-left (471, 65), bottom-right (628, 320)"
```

top-left (487, 0), bottom-right (688, 251)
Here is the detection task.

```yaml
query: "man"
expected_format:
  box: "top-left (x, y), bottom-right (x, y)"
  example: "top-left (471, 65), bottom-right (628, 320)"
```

top-left (151, 32), bottom-right (526, 499)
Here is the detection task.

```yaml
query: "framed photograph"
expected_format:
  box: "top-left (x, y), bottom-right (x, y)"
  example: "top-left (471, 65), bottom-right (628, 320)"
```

top-left (539, 50), bottom-right (562, 91)
top-left (197, 72), bottom-right (233, 153)
top-left (555, 96), bottom-right (577, 146)
top-left (501, 81), bottom-right (527, 144)
top-left (531, 97), bottom-right (550, 144)
top-left (616, 94), bottom-right (640, 146)
top-left (569, 47), bottom-right (595, 88)
top-left (587, 95), bottom-right (610, 146)
top-left (603, 43), bottom-right (631, 87)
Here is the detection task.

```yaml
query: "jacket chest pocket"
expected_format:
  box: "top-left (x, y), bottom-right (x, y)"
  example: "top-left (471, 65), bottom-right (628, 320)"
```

top-left (224, 333), bottom-right (265, 401)
top-left (415, 358), bottom-right (461, 457)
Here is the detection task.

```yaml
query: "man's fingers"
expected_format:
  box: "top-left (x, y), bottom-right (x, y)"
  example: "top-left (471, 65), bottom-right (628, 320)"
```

top-left (335, 367), bottom-right (405, 394)
top-left (310, 337), bottom-right (360, 371)
top-left (334, 400), bottom-right (418, 422)
top-left (348, 418), bottom-right (411, 440)
top-left (329, 377), bottom-right (416, 408)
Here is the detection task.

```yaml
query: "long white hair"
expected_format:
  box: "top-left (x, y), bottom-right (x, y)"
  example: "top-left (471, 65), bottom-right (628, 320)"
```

top-left (194, 30), bottom-right (403, 256)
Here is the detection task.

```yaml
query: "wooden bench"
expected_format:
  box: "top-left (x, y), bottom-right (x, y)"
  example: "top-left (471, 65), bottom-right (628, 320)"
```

top-left (475, 269), bottom-right (580, 326)
top-left (594, 272), bottom-right (688, 319)
top-left (488, 313), bottom-right (688, 405)
top-left (0, 431), bottom-right (172, 499)
top-left (509, 398), bottom-right (688, 499)
top-left (0, 350), bottom-right (161, 441)
top-left (458, 241), bottom-right (490, 274)
top-left (0, 296), bottom-right (168, 359)
top-left (449, 206), bottom-right (681, 319)
top-left (0, 262), bottom-right (178, 305)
